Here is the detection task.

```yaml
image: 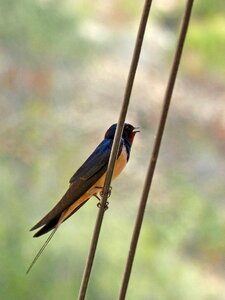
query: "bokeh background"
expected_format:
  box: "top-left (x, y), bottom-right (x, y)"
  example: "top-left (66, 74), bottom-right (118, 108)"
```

top-left (1, 0), bottom-right (225, 299)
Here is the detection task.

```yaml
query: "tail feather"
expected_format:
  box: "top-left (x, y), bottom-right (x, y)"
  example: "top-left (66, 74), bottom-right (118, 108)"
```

top-left (26, 210), bottom-right (68, 274)
top-left (26, 198), bottom-right (90, 274)
top-left (33, 198), bottom-right (89, 237)
top-left (26, 225), bottom-right (59, 274)
top-left (33, 217), bottom-right (59, 238)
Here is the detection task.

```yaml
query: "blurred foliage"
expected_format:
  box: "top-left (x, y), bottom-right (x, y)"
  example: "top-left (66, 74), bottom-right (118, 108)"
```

top-left (193, 0), bottom-right (225, 18)
top-left (113, 0), bottom-right (141, 20)
top-left (0, 0), bottom-right (225, 299)
top-left (0, 0), bottom-right (97, 63)
top-left (187, 0), bottom-right (225, 75)
top-left (156, 0), bottom-right (225, 75)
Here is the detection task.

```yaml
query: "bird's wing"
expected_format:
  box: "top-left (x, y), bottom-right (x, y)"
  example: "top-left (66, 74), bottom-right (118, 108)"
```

top-left (31, 139), bottom-right (121, 231)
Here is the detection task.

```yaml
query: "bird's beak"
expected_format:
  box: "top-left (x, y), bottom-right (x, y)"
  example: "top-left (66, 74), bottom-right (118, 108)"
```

top-left (133, 127), bottom-right (140, 133)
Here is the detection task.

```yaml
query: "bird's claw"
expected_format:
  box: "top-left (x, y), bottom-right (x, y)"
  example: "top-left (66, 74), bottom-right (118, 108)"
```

top-left (97, 201), bottom-right (109, 211)
top-left (95, 186), bottom-right (112, 211)
top-left (100, 186), bottom-right (112, 198)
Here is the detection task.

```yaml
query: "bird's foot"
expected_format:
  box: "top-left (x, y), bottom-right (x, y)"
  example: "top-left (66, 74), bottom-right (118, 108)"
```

top-left (93, 194), bottom-right (101, 201)
top-left (97, 200), bottom-right (109, 211)
top-left (94, 186), bottom-right (112, 211)
top-left (94, 194), bottom-right (107, 210)
top-left (100, 186), bottom-right (112, 199)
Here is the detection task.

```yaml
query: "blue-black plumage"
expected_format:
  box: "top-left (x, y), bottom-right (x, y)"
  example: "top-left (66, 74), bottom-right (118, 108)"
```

top-left (27, 123), bottom-right (139, 273)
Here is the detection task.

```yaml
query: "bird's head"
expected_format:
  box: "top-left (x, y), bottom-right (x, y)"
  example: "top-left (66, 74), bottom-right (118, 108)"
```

top-left (105, 123), bottom-right (140, 144)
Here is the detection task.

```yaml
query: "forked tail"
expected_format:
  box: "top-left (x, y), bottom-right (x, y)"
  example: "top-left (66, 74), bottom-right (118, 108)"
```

top-left (26, 225), bottom-right (58, 274)
top-left (27, 195), bottom-right (90, 274)
top-left (26, 212), bottom-right (66, 274)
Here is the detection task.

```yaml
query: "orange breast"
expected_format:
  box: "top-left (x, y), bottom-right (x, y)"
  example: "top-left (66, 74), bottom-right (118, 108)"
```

top-left (61, 145), bottom-right (128, 221)
top-left (90, 145), bottom-right (128, 192)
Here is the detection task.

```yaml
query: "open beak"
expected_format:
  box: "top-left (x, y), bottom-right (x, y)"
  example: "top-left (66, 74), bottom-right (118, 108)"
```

top-left (133, 127), bottom-right (140, 133)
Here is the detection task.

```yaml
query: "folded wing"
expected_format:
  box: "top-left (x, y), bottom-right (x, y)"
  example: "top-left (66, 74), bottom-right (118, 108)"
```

top-left (30, 139), bottom-right (117, 231)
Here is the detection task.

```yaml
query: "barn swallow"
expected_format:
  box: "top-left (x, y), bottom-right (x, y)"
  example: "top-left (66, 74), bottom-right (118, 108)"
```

top-left (27, 123), bottom-right (139, 273)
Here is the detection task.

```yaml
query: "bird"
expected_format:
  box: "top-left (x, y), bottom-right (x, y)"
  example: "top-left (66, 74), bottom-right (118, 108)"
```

top-left (27, 123), bottom-right (139, 274)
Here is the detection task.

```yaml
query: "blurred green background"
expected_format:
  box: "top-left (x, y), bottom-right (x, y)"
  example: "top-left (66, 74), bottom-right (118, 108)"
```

top-left (1, 0), bottom-right (225, 299)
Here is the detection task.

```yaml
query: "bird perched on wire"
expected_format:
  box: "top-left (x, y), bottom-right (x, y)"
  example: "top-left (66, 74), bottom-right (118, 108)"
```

top-left (27, 123), bottom-right (139, 273)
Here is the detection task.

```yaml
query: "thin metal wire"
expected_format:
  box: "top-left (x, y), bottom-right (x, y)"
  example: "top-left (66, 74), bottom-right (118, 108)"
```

top-left (77, 1), bottom-right (153, 299)
top-left (118, 0), bottom-right (194, 299)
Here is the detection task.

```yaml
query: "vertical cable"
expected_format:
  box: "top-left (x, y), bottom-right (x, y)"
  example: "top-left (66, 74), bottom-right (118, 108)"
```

top-left (77, 1), bottom-right (153, 299)
top-left (118, 0), bottom-right (194, 299)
